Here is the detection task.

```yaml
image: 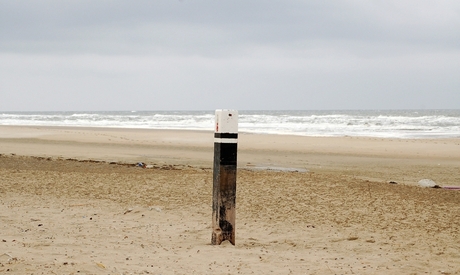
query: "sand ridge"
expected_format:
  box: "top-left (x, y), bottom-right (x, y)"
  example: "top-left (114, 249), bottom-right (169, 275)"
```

top-left (1, 125), bottom-right (459, 186)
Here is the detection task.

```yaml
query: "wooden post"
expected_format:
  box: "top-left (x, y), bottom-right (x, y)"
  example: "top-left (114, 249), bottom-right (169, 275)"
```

top-left (212, 109), bottom-right (238, 245)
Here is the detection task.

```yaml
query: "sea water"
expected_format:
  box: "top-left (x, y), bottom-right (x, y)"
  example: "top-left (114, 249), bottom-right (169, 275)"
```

top-left (1, 110), bottom-right (459, 139)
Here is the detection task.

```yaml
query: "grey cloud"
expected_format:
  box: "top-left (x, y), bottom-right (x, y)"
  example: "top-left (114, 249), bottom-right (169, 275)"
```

top-left (3, 1), bottom-right (459, 56)
top-left (1, 0), bottom-right (459, 111)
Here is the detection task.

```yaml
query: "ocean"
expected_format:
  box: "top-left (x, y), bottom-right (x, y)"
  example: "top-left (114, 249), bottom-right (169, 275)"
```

top-left (1, 110), bottom-right (459, 139)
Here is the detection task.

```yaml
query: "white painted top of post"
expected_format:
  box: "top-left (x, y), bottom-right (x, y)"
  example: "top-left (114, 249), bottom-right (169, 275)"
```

top-left (215, 109), bottom-right (238, 133)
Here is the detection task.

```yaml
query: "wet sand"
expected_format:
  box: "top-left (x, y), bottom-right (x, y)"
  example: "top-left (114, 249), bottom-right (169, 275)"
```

top-left (1, 126), bottom-right (459, 274)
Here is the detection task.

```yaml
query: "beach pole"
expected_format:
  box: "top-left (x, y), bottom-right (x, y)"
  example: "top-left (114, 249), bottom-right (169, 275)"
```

top-left (212, 109), bottom-right (238, 245)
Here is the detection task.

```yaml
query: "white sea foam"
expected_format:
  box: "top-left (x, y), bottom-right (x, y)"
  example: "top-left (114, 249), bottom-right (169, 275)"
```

top-left (1, 110), bottom-right (459, 139)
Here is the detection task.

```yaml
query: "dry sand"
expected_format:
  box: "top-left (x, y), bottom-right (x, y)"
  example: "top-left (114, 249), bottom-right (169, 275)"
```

top-left (0, 126), bottom-right (459, 274)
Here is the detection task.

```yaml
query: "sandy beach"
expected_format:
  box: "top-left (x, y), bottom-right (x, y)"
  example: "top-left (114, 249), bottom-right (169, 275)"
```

top-left (1, 125), bottom-right (459, 274)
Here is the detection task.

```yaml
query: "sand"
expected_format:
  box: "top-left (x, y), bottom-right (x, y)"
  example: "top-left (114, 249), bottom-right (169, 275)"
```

top-left (1, 125), bottom-right (459, 274)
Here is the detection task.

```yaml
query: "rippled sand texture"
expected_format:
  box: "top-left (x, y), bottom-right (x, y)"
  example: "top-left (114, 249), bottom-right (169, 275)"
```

top-left (1, 126), bottom-right (459, 274)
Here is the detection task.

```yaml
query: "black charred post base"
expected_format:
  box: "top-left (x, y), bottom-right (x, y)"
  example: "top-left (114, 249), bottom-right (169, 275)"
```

top-left (212, 110), bottom-right (238, 245)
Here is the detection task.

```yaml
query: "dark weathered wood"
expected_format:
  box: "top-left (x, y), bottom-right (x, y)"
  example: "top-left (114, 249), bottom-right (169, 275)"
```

top-left (212, 143), bottom-right (237, 245)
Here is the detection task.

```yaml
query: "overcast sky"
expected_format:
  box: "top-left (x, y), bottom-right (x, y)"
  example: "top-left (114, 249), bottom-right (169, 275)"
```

top-left (1, 1), bottom-right (460, 111)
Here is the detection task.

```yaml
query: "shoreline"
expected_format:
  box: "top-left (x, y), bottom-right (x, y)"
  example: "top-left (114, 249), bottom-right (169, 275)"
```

top-left (1, 125), bottom-right (459, 186)
top-left (1, 123), bottom-right (459, 140)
